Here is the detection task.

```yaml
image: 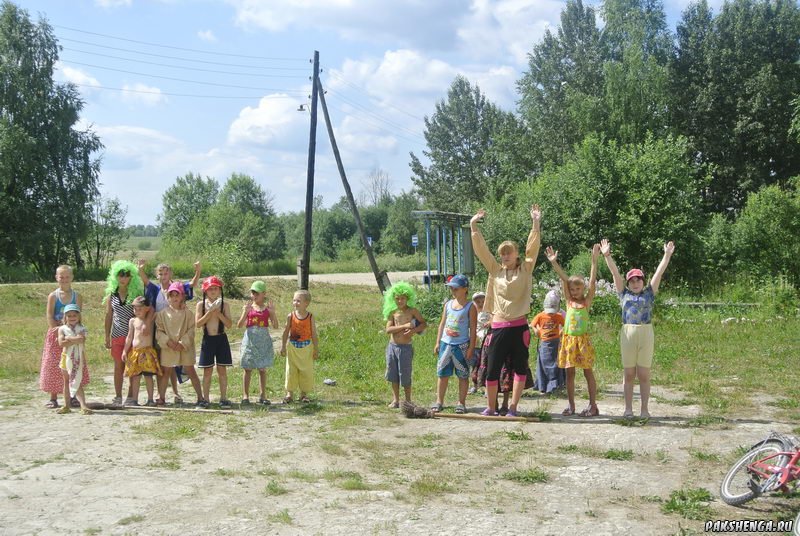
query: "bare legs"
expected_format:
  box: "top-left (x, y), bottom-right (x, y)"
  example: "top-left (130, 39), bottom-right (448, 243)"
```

top-left (623, 366), bottom-right (651, 417)
top-left (202, 366), bottom-right (229, 402)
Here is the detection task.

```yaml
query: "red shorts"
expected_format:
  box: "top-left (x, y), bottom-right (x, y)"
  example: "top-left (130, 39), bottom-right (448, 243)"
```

top-left (111, 336), bottom-right (127, 362)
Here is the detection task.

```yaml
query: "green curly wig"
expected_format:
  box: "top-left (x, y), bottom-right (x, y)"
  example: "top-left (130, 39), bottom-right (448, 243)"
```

top-left (383, 281), bottom-right (417, 320)
top-left (103, 260), bottom-right (144, 304)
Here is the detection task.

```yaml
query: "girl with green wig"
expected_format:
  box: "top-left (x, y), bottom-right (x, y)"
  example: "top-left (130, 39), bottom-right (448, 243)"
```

top-left (383, 281), bottom-right (426, 409)
top-left (103, 260), bottom-right (145, 406)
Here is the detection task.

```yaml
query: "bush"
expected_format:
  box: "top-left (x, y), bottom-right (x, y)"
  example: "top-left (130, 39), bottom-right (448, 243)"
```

top-left (137, 240), bottom-right (152, 250)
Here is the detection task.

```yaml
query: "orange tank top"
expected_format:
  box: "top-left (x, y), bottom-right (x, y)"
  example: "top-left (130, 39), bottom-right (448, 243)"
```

top-left (290, 312), bottom-right (313, 342)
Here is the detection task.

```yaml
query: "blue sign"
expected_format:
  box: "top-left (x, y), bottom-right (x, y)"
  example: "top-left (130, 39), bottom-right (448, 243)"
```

top-left (367, 236), bottom-right (373, 247)
top-left (411, 234), bottom-right (419, 247)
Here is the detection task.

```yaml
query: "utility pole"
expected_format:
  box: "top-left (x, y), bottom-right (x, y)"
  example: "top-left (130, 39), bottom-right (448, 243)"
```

top-left (316, 77), bottom-right (388, 293)
top-left (299, 50), bottom-right (320, 290)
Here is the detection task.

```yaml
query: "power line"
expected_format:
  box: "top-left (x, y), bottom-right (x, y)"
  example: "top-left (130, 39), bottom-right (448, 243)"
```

top-left (325, 101), bottom-right (425, 147)
top-left (325, 70), bottom-right (425, 121)
top-left (62, 60), bottom-right (308, 93)
top-left (325, 87), bottom-right (425, 141)
top-left (69, 82), bottom-right (299, 100)
top-left (62, 47), bottom-right (308, 78)
top-left (59, 37), bottom-right (309, 70)
top-left (55, 24), bottom-right (307, 61)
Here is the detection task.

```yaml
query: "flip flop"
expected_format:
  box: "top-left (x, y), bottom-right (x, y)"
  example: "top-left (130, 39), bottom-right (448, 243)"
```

top-left (388, 401), bottom-right (400, 409)
top-left (561, 407), bottom-right (575, 416)
top-left (282, 396), bottom-right (293, 404)
top-left (579, 405), bottom-right (599, 417)
top-left (300, 396), bottom-right (311, 403)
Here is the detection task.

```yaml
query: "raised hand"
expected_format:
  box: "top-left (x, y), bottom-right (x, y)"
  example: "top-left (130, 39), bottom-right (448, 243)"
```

top-left (600, 239), bottom-right (611, 257)
top-left (545, 246), bottom-right (558, 262)
top-left (664, 241), bottom-right (675, 255)
top-left (470, 209), bottom-right (486, 226)
top-left (137, 258), bottom-right (147, 270)
top-left (530, 204), bottom-right (541, 223)
top-left (193, 261), bottom-right (201, 273)
top-left (592, 243), bottom-right (601, 259)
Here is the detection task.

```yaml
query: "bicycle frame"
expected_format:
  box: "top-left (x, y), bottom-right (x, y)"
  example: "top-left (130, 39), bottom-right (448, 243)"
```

top-left (747, 447), bottom-right (800, 494)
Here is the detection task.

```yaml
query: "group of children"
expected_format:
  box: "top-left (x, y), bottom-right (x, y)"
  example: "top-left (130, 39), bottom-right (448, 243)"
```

top-left (382, 205), bottom-right (675, 419)
top-left (39, 262), bottom-right (319, 413)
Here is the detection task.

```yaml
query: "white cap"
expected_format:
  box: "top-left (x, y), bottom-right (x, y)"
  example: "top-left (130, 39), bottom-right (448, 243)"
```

top-left (543, 290), bottom-right (560, 314)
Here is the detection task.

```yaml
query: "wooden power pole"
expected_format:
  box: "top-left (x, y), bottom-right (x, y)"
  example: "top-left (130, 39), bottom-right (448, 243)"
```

top-left (299, 50), bottom-right (320, 290)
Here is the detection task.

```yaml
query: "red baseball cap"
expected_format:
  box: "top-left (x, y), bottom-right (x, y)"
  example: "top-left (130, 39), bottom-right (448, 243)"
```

top-left (167, 282), bottom-right (184, 295)
top-left (202, 275), bottom-right (223, 292)
top-left (626, 268), bottom-right (645, 281)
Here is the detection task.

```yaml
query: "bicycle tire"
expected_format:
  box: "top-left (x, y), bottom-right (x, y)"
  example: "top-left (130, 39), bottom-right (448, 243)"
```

top-left (793, 509), bottom-right (799, 536)
top-left (720, 439), bottom-right (791, 506)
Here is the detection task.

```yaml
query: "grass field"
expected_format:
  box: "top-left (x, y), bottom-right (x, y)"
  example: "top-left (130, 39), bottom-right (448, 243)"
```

top-left (1, 279), bottom-right (798, 421)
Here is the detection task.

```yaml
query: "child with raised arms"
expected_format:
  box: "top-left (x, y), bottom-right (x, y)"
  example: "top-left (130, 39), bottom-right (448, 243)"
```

top-left (237, 280), bottom-right (278, 405)
top-left (431, 274), bottom-right (476, 414)
top-left (156, 282), bottom-right (204, 406)
top-left (121, 296), bottom-right (161, 406)
top-left (56, 304), bottom-right (92, 415)
top-left (196, 276), bottom-right (233, 408)
top-left (280, 290), bottom-right (318, 403)
top-left (602, 239), bottom-right (675, 418)
top-left (546, 244), bottom-right (601, 417)
top-left (383, 282), bottom-right (426, 408)
top-left (40, 264), bottom-right (82, 409)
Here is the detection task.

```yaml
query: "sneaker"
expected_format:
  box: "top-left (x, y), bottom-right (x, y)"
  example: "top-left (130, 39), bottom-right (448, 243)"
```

top-left (430, 402), bottom-right (443, 413)
top-left (241, 398), bottom-right (251, 406)
top-left (199, 400), bottom-right (210, 409)
top-left (455, 404), bottom-right (466, 414)
top-left (258, 397), bottom-right (271, 406)
top-left (145, 400), bottom-right (156, 407)
top-left (467, 386), bottom-right (477, 395)
top-left (111, 396), bottom-right (123, 407)
top-left (124, 398), bottom-right (139, 407)
top-left (219, 399), bottom-right (232, 409)
top-left (195, 399), bottom-right (206, 408)
top-left (480, 407), bottom-right (498, 417)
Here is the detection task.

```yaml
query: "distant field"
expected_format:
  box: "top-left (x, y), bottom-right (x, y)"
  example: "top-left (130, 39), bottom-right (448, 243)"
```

top-left (121, 235), bottom-right (162, 260)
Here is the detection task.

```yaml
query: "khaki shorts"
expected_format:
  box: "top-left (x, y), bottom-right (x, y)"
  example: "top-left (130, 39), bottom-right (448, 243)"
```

top-left (159, 348), bottom-right (196, 368)
top-left (620, 324), bottom-right (654, 368)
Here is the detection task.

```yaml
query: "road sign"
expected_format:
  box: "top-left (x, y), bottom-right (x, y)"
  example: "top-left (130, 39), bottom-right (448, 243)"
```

top-left (367, 236), bottom-right (373, 247)
top-left (411, 234), bottom-right (419, 247)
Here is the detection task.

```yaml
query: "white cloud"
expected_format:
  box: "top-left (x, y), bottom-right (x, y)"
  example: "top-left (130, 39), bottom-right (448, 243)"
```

top-left (120, 83), bottom-right (168, 106)
top-left (94, 0), bottom-right (132, 7)
top-left (197, 29), bottom-right (218, 42)
top-left (227, 94), bottom-right (308, 149)
top-left (57, 64), bottom-right (101, 89)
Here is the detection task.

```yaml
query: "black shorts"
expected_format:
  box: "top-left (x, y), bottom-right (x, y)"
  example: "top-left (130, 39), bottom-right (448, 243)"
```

top-left (485, 324), bottom-right (531, 382)
top-left (198, 333), bottom-right (233, 368)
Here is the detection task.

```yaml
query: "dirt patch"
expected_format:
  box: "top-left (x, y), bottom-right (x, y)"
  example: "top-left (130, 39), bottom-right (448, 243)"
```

top-left (1, 380), bottom-right (797, 536)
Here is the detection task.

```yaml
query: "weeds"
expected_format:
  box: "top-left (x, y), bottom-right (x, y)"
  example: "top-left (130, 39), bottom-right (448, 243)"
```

top-left (661, 487), bottom-right (713, 520)
top-left (502, 467), bottom-right (549, 484)
top-left (264, 480), bottom-right (288, 496)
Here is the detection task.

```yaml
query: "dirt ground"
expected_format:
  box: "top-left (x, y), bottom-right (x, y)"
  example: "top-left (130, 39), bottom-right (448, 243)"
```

top-left (1, 273), bottom-right (797, 535)
top-left (1, 380), bottom-right (797, 536)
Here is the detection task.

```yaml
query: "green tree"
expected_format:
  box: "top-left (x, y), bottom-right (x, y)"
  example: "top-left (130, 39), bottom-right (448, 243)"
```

top-left (159, 172), bottom-right (218, 240)
top-left (0, 1), bottom-right (102, 274)
top-left (671, 0), bottom-right (800, 212)
top-left (82, 197), bottom-right (130, 270)
top-left (382, 192), bottom-right (422, 255)
top-left (410, 76), bottom-right (511, 209)
top-left (217, 173), bottom-right (284, 258)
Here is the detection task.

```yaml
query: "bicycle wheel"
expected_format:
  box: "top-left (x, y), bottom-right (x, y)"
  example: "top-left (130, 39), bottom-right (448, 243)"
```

top-left (793, 509), bottom-right (799, 536)
top-left (720, 439), bottom-right (790, 506)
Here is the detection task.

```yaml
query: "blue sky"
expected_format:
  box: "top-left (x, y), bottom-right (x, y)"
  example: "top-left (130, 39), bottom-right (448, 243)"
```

top-left (17, 0), bottom-right (715, 225)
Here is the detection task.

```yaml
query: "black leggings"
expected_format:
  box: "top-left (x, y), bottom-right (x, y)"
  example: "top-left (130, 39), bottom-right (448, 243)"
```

top-left (485, 324), bottom-right (531, 382)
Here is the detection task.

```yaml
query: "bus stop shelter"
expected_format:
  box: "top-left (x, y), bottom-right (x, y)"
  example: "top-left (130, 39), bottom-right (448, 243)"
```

top-left (411, 210), bottom-right (474, 287)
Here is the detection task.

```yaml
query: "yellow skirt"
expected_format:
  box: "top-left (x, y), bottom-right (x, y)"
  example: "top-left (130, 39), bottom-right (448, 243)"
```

top-left (125, 346), bottom-right (162, 377)
top-left (558, 334), bottom-right (596, 369)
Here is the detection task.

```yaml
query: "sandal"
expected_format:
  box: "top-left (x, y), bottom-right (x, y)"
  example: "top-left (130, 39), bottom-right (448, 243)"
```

top-left (45, 399), bottom-right (59, 409)
top-left (80, 408), bottom-right (94, 415)
top-left (282, 396), bottom-right (293, 404)
top-left (480, 407), bottom-right (498, 417)
top-left (623, 410), bottom-right (634, 418)
top-left (506, 409), bottom-right (519, 417)
top-left (561, 407), bottom-right (575, 416)
top-left (155, 398), bottom-right (166, 407)
top-left (56, 406), bottom-right (71, 414)
top-left (454, 404), bottom-right (466, 414)
top-left (388, 401), bottom-right (400, 409)
top-left (430, 402), bottom-right (443, 413)
top-left (70, 397), bottom-right (80, 408)
top-left (300, 396), bottom-right (311, 403)
top-left (499, 406), bottom-right (509, 417)
top-left (259, 397), bottom-right (271, 406)
top-left (579, 405), bottom-right (599, 417)
top-left (241, 398), bottom-right (251, 406)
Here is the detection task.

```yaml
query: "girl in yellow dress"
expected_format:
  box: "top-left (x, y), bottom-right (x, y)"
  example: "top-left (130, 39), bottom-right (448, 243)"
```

top-left (545, 243), bottom-right (600, 417)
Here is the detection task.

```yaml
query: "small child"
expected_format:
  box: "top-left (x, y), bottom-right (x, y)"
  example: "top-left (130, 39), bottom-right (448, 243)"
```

top-left (41, 264), bottom-right (83, 409)
top-left (432, 274), bottom-right (477, 414)
top-left (382, 282), bottom-right (426, 408)
top-left (531, 290), bottom-right (565, 394)
top-left (279, 290), bottom-right (318, 403)
top-left (237, 280), bottom-right (278, 405)
top-left (196, 276), bottom-right (233, 408)
top-left (602, 239), bottom-right (675, 418)
top-left (121, 296), bottom-right (161, 406)
top-left (468, 291), bottom-right (490, 395)
top-left (546, 244), bottom-right (601, 417)
top-left (156, 282), bottom-right (204, 406)
top-left (56, 304), bottom-right (92, 415)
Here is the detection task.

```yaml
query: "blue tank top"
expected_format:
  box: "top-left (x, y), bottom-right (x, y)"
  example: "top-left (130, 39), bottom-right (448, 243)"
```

top-left (441, 300), bottom-right (472, 345)
top-left (53, 290), bottom-right (77, 322)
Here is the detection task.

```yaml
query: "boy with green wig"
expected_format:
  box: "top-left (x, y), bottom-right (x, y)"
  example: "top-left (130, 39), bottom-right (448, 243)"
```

top-left (383, 282), bottom-right (426, 408)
